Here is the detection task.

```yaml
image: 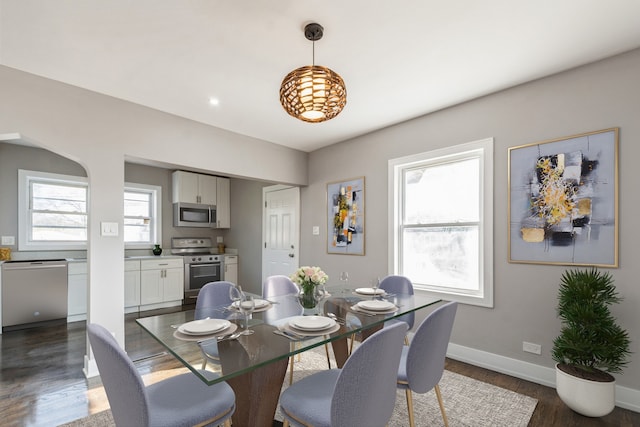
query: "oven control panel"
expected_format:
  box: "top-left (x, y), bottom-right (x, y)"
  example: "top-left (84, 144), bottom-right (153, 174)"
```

top-left (186, 254), bottom-right (221, 263)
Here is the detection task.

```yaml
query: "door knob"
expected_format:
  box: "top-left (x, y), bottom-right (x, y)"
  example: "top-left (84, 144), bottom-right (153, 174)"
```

top-left (288, 253), bottom-right (294, 258)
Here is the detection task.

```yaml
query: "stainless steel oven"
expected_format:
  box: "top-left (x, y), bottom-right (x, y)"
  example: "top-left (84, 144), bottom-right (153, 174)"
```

top-left (171, 237), bottom-right (223, 302)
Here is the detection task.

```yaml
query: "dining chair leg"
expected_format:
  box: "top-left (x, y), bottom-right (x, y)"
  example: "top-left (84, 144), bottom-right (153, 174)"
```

top-left (224, 419), bottom-right (232, 427)
top-left (434, 383), bottom-right (449, 427)
top-left (404, 335), bottom-right (410, 345)
top-left (324, 342), bottom-right (331, 368)
top-left (405, 389), bottom-right (415, 427)
top-left (288, 356), bottom-right (295, 385)
top-left (283, 420), bottom-right (289, 427)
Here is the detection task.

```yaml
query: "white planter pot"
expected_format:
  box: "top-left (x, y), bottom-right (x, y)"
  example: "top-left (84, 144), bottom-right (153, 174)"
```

top-left (555, 364), bottom-right (615, 417)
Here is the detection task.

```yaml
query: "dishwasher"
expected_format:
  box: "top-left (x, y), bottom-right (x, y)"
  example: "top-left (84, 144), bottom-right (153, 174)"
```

top-left (1, 259), bottom-right (68, 329)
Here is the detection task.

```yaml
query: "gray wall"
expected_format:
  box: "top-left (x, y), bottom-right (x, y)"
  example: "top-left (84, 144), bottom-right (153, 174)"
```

top-left (300, 48), bottom-right (640, 391)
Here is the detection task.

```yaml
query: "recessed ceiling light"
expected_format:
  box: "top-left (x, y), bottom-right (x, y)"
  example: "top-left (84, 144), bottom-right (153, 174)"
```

top-left (209, 97), bottom-right (220, 106)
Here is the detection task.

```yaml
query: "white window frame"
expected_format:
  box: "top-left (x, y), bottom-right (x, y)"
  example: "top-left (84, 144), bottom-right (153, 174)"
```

top-left (18, 170), bottom-right (162, 251)
top-left (124, 182), bottom-right (162, 249)
top-left (18, 169), bottom-right (89, 251)
top-left (388, 138), bottom-right (494, 307)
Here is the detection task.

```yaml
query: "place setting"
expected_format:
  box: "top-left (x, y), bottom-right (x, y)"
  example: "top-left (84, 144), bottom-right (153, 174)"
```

top-left (228, 297), bottom-right (272, 312)
top-left (273, 315), bottom-right (340, 340)
top-left (173, 318), bottom-right (238, 341)
top-left (350, 299), bottom-right (399, 316)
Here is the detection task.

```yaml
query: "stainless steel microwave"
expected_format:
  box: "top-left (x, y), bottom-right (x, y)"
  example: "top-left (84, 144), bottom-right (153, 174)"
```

top-left (173, 202), bottom-right (217, 227)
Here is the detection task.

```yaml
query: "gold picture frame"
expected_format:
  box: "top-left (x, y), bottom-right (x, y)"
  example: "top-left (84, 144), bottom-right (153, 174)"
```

top-left (508, 128), bottom-right (618, 267)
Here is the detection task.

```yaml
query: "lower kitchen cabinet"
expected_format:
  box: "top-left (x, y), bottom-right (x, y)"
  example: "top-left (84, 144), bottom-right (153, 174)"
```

top-left (140, 258), bottom-right (184, 307)
top-left (67, 261), bottom-right (88, 322)
top-left (124, 259), bottom-right (141, 312)
top-left (224, 255), bottom-right (238, 284)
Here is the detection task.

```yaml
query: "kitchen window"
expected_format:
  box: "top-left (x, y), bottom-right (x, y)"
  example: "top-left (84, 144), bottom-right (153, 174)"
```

top-left (18, 170), bottom-right (89, 251)
top-left (124, 183), bottom-right (161, 248)
top-left (388, 138), bottom-right (494, 307)
top-left (18, 170), bottom-right (161, 251)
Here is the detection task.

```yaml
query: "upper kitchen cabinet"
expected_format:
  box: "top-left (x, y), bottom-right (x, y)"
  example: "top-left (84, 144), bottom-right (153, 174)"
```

top-left (216, 176), bottom-right (230, 228)
top-left (172, 171), bottom-right (230, 228)
top-left (172, 170), bottom-right (217, 205)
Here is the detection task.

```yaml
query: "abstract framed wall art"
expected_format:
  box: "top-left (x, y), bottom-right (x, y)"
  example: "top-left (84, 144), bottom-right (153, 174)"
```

top-left (508, 128), bottom-right (618, 267)
top-left (327, 177), bottom-right (365, 255)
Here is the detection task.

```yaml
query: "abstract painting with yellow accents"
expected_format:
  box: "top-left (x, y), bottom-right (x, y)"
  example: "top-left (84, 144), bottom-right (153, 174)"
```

top-left (509, 128), bottom-right (618, 267)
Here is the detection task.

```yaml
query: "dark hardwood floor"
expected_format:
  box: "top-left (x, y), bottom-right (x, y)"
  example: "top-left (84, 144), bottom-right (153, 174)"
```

top-left (1, 308), bottom-right (638, 427)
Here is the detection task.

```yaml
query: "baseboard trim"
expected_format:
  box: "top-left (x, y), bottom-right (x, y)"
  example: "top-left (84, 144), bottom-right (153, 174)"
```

top-left (447, 343), bottom-right (639, 413)
top-left (83, 354), bottom-right (99, 379)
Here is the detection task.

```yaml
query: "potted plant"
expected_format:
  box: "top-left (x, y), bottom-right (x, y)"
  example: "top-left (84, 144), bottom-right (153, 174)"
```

top-left (552, 267), bottom-right (631, 417)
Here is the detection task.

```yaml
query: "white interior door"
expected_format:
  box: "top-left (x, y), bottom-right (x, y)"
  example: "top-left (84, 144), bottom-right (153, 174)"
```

top-left (262, 186), bottom-right (300, 282)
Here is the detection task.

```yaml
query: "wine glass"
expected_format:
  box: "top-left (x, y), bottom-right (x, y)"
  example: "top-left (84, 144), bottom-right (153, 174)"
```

top-left (229, 285), bottom-right (242, 308)
top-left (238, 293), bottom-right (255, 335)
top-left (339, 272), bottom-right (349, 294)
top-left (371, 277), bottom-right (381, 299)
top-left (339, 271), bottom-right (349, 285)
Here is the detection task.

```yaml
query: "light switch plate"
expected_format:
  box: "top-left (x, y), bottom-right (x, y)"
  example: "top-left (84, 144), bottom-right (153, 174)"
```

top-left (312, 226), bottom-right (320, 235)
top-left (1, 236), bottom-right (15, 245)
top-left (217, 236), bottom-right (224, 243)
top-left (101, 222), bottom-right (119, 237)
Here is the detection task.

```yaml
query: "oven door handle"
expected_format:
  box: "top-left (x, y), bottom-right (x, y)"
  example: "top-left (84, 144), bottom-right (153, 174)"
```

top-left (189, 263), bottom-right (221, 268)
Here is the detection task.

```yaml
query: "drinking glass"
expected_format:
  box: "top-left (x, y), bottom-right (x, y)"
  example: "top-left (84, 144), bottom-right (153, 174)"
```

top-left (229, 285), bottom-right (242, 307)
top-left (239, 293), bottom-right (255, 335)
top-left (371, 277), bottom-right (381, 299)
top-left (339, 271), bottom-right (349, 293)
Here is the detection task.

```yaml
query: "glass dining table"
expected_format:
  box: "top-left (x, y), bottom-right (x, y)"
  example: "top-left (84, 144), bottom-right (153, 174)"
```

top-left (136, 284), bottom-right (441, 427)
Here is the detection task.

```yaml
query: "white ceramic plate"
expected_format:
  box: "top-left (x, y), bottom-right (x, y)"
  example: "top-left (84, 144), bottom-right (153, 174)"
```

top-left (357, 300), bottom-right (396, 311)
top-left (232, 298), bottom-right (270, 309)
top-left (180, 318), bottom-right (231, 335)
top-left (355, 287), bottom-right (385, 296)
top-left (289, 315), bottom-right (336, 331)
top-left (174, 323), bottom-right (237, 341)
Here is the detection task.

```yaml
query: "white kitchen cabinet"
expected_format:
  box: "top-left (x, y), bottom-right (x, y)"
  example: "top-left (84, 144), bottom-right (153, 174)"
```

top-left (67, 261), bottom-right (87, 321)
top-left (172, 170), bottom-right (217, 205)
top-left (124, 259), bottom-right (141, 310)
top-left (140, 258), bottom-right (184, 306)
top-left (224, 255), bottom-right (238, 284)
top-left (216, 177), bottom-right (230, 228)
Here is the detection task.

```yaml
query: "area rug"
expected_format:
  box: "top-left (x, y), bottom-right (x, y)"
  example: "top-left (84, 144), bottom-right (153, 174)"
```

top-left (59, 349), bottom-right (537, 427)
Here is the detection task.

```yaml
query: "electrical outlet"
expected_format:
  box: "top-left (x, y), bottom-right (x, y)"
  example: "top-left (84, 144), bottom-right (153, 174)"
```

top-left (217, 236), bottom-right (224, 243)
top-left (523, 341), bottom-right (541, 355)
top-left (1, 236), bottom-right (15, 245)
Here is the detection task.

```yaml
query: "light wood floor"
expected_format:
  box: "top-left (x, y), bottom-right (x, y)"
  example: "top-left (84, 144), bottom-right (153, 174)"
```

top-left (1, 307), bottom-right (638, 427)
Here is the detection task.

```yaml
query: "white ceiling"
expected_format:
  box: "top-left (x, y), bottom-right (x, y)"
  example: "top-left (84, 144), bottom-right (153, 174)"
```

top-left (2, 1), bottom-right (640, 153)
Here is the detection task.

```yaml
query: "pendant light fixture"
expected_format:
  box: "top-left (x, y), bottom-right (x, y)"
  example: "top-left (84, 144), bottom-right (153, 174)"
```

top-left (279, 23), bottom-right (347, 123)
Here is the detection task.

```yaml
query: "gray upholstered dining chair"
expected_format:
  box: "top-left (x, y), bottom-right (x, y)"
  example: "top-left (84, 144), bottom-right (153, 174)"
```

top-left (379, 274), bottom-right (415, 333)
top-left (262, 274), bottom-right (331, 384)
top-left (196, 281), bottom-right (237, 369)
top-left (87, 323), bottom-right (235, 427)
top-left (348, 274), bottom-right (415, 354)
top-left (262, 274), bottom-right (298, 299)
top-left (397, 301), bottom-right (458, 427)
top-left (279, 321), bottom-right (408, 427)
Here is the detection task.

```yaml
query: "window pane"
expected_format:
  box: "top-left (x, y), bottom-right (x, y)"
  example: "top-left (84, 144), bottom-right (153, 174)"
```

top-left (32, 182), bottom-right (87, 213)
top-left (124, 218), bottom-right (151, 242)
top-left (124, 191), bottom-right (151, 217)
top-left (32, 212), bottom-right (87, 241)
top-left (404, 158), bottom-right (479, 224)
top-left (402, 226), bottom-right (479, 291)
